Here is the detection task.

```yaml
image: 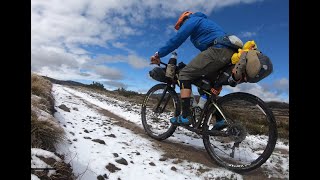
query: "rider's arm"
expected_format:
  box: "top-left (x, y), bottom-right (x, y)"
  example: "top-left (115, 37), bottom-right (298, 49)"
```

top-left (157, 19), bottom-right (196, 58)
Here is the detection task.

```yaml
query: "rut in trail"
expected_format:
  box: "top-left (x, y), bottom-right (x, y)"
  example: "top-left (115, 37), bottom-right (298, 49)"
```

top-left (76, 93), bottom-right (272, 180)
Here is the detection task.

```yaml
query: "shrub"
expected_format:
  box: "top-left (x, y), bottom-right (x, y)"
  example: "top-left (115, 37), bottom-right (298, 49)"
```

top-left (115, 87), bottom-right (139, 97)
top-left (87, 81), bottom-right (106, 91)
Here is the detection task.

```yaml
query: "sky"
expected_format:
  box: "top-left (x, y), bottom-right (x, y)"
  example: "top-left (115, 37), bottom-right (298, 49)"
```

top-left (31, 0), bottom-right (289, 102)
top-left (30, 84), bottom-right (289, 179)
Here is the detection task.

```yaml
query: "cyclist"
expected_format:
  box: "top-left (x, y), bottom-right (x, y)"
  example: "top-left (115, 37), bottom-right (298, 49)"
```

top-left (150, 11), bottom-right (273, 128)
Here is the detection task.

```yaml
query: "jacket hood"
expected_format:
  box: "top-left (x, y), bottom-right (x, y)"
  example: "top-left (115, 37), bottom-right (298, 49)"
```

top-left (190, 12), bottom-right (207, 19)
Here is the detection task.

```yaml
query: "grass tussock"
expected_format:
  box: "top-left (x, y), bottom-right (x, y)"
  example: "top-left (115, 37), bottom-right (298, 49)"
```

top-left (31, 73), bottom-right (75, 179)
top-left (32, 154), bottom-right (75, 180)
top-left (31, 73), bottom-right (65, 151)
top-left (31, 73), bottom-right (55, 114)
top-left (31, 110), bottom-right (65, 151)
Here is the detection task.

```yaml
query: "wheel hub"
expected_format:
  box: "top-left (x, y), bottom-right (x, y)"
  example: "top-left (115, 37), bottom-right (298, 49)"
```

top-left (226, 123), bottom-right (247, 143)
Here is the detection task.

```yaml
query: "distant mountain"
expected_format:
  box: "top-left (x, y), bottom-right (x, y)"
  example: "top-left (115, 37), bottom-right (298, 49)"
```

top-left (265, 101), bottom-right (289, 109)
top-left (42, 76), bottom-right (289, 109)
top-left (42, 76), bottom-right (86, 87)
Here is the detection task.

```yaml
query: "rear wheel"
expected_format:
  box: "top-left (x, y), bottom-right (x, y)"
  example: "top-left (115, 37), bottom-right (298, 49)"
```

top-left (202, 92), bottom-right (278, 173)
top-left (141, 84), bottom-right (180, 140)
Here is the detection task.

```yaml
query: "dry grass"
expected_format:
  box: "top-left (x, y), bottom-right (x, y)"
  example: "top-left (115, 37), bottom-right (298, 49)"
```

top-left (31, 73), bottom-right (65, 151)
top-left (31, 73), bottom-right (55, 114)
top-left (221, 104), bottom-right (289, 139)
top-left (31, 73), bottom-right (74, 179)
top-left (75, 85), bottom-right (146, 105)
top-left (31, 110), bottom-right (65, 151)
top-left (32, 154), bottom-right (75, 180)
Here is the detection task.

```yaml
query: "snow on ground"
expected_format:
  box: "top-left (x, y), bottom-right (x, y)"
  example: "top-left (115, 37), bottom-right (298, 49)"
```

top-left (31, 148), bottom-right (62, 178)
top-left (53, 84), bottom-right (242, 180)
top-left (53, 84), bottom-right (289, 179)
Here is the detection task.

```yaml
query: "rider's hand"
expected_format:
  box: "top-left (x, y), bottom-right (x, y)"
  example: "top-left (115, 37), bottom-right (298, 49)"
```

top-left (150, 52), bottom-right (160, 65)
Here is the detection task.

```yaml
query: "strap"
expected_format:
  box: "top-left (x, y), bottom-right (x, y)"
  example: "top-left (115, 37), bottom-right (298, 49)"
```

top-left (211, 35), bottom-right (240, 51)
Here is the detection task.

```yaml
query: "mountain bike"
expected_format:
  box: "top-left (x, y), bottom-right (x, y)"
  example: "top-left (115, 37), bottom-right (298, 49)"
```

top-left (141, 59), bottom-right (278, 173)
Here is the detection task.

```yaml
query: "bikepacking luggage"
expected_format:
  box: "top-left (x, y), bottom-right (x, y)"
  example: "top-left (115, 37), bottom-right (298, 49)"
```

top-left (149, 67), bottom-right (166, 82)
top-left (149, 61), bottom-right (186, 82)
top-left (216, 50), bottom-right (273, 85)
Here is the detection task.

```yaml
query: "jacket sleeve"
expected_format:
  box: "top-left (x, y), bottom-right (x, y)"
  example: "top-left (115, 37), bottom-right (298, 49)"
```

top-left (158, 19), bottom-right (196, 58)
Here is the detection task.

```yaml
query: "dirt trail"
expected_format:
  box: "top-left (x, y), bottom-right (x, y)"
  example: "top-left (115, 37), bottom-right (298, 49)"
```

top-left (75, 94), bottom-right (280, 180)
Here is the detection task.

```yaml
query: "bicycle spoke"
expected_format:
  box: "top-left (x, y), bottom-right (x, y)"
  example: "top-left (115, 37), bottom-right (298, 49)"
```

top-left (203, 92), bottom-right (278, 172)
top-left (141, 84), bottom-right (178, 140)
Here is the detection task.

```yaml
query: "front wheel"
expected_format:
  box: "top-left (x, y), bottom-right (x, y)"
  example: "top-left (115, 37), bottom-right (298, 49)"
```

top-left (141, 84), bottom-right (180, 140)
top-left (202, 92), bottom-right (278, 173)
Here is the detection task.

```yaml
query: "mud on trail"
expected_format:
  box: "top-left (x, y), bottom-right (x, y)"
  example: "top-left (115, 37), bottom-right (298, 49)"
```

top-left (75, 93), bottom-right (279, 180)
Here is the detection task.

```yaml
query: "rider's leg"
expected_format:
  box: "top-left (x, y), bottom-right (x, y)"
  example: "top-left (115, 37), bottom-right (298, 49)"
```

top-left (170, 80), bottom-right (193, 125)
top-left (171, 47), bottom-right (234, 125)
top-left (180, 82), bottom-right (192, 118)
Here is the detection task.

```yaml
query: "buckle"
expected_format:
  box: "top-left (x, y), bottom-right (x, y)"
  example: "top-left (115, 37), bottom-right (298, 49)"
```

top-left (211, 86), bottom-right (222, 95)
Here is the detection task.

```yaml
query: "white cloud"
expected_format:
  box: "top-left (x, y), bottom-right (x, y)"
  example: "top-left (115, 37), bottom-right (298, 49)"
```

top-left (273, 78), bottom-right (289, 91)
top-left (224, 80), bottom-right (288, 103)
top-left (94, 54), bottom-right (127, 64)
top-left (32, 0), bottom-right (263, 82)
top-left (34, 65), bottom-right (98, 81)
top-left (31, 46), bottom-right (88, 71)
top-left (239, 31), bottom-right (257, 38)
top-left (89, 65), bottom-right (124, 80)
top-left (93, 54), bottom-right (150, 69)
top-left (102, 80), bottom-right (128, 89)
top-left (128, 55), bottom-right (150, 69)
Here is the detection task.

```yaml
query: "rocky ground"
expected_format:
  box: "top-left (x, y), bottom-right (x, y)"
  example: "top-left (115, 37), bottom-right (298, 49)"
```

top-left (52, 84), bottom-right (289, 180)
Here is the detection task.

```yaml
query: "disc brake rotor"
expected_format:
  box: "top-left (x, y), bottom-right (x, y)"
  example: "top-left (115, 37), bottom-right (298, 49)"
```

top-left (226, 123), bottom-right (247, 143)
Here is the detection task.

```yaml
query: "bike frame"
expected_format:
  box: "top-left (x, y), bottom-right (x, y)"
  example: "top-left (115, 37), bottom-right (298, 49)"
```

top-left (156, 61), bottom-right (230, 136)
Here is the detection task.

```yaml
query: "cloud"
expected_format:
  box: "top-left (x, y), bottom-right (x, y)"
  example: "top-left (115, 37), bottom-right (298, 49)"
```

top-left (273, 78), bottom-right (289, 91)
top-left (128, 55), bottom-right (150, 69)
top-left (34, 65), bottom-right (99, 81)
top-left (224, 78), bottom-right (289, 102)
top-left (102, 80), bottom-right (128, 89)
top-left (239, 31), bottom-right (257, 38)
top-left (31, 46), bottom-right (88, 71)
top-left (89, 65), bottom-right (124, 80)
top-left (94, 54), bottom-right (127, 64)
top-left (261, 78), bottom-right (289, 95)
top-left (93, 54), bottom-right (150, 69)
top-left (32, 0), bottom-right (263, 83)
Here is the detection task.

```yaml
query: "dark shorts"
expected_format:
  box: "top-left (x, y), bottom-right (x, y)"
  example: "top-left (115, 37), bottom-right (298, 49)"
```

top-left (178, 47), bottom-right (234, 82)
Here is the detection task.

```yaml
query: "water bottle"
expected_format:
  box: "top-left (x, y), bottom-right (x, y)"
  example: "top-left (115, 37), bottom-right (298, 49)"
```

top-left (165, 51), bottom-right (177, 79)
top-left (190, 92), bottom-right (198, 107)
top-left (197, 94), bottom-right (208, 109)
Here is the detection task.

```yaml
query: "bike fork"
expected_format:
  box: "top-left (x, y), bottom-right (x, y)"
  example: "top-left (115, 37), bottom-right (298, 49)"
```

top-left (154, 86), bottom-right (171, 114)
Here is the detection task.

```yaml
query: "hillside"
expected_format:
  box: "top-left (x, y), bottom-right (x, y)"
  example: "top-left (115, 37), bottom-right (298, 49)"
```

top-left (31, 76), bottom-right (289, 179)
top-left (43, 76), bottom-right (289, 108)
top-left (44, 77), bottom-right (289, 139)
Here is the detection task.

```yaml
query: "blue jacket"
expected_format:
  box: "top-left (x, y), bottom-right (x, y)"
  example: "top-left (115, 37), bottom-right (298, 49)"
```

top-left (158, 12), bottom-right (226, 58)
